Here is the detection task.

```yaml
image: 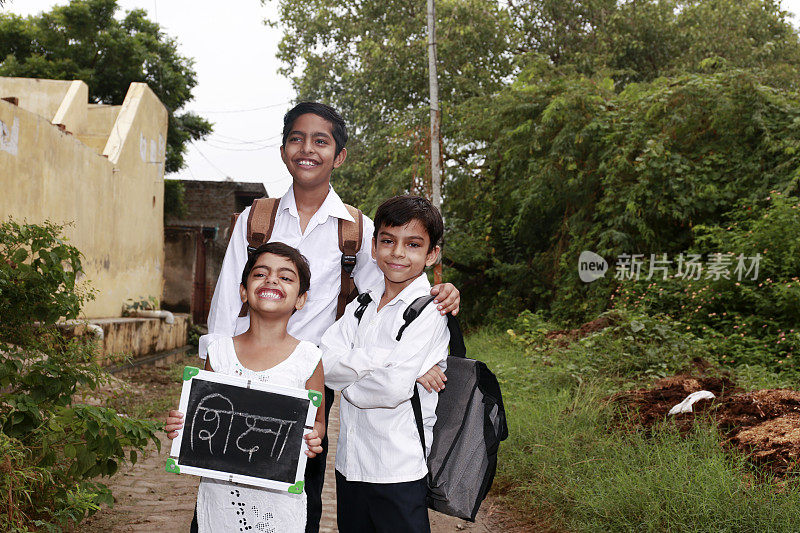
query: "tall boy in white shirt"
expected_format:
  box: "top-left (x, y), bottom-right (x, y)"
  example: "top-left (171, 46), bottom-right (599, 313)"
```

top-left (192, 103), bottom-right (459, 533)
top-left (321, 195), bottom-right (450, 533)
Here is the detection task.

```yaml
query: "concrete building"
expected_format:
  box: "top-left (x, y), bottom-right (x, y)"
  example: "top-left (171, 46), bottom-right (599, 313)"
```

top-left (163, 179), bottom-right (266, 324)
top-left (0, 77), bottom-right (188, 362)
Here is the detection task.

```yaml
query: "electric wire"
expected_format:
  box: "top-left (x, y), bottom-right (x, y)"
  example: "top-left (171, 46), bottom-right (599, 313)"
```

top-left (209, 133), bottom-right (282, 145)
top-left (195, 101), bottom-right (292, 114)
top-left (204, 141), bottom-right (281, 152)
top-left (190, 141), bottom-right (230, 178)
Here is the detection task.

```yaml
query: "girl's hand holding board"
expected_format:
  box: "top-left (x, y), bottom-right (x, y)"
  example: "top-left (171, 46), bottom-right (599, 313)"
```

top-left (165, 409), bottom-right (183, 440)
top-left (303, 428), bottom-right (323, 458)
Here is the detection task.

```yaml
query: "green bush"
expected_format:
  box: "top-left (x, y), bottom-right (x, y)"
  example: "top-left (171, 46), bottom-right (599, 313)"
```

top-left (164, 179), bottom-right (188, 219)
top-left (0, 220), bottom-right (87, 342)
top-left (613, 193), bottom-right (800, 371)
top-left (508, 308), bottom-right (707, 385)
top-left (446, 70), bottom-right (800, 328)
top-left (0, 220), bottom-right (160, 532)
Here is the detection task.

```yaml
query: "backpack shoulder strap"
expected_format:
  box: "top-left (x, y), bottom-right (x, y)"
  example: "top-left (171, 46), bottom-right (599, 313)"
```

top-left (336, 204), bottom-right (363, 319)
top-left (446, 314), bottom-right (466, 358)
top-left (402, 294), bottom-right (437, 458)
top-left (411, 384), bottom-right (427, 457)
top-left (245, 198), bottom-right (280, 252)
top-left (234, 197), bottom-right (279, 317)
top-left (397, 296), bottom-right (466, 357)
top-left (353, 292), bottom-right (372, 323)
top-left (397, 295), bottom-right (436, 341)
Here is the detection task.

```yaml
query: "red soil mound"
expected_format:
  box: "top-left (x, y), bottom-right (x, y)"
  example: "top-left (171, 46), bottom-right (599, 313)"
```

top-left (613, 374), bottom-right (800, 475)
top-left (717, 389), bottom-right (800, 474)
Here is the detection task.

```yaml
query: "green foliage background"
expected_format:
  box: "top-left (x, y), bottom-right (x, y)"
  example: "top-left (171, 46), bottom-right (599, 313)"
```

top-left (271, 0), bottom-right (800, 369)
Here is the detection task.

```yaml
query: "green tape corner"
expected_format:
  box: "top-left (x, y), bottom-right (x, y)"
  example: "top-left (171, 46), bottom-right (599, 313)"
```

top-left (288, 480), bottom-right (304, 494)
top-left (183, 366), bottom-right (200, 381)
top-left (308, 389), bottom-right (322, 407)
top-left (165, 458), bottom-right (180, 474)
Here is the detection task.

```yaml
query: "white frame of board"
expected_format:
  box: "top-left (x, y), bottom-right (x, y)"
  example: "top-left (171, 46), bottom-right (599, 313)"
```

top-left (166, 366), bottom-right (321, 493)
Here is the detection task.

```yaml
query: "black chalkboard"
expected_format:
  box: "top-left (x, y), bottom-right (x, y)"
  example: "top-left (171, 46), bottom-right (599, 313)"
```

top-left (168, 367), bottom-right (320, 492)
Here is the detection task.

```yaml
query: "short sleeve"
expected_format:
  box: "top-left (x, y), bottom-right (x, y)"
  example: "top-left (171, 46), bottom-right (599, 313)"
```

top-left (206, 336), bottom-right (233, 374)
top-left (298, 341), bottom-right (323, 382)
top-left (353, 213), bottom-right (382, 292)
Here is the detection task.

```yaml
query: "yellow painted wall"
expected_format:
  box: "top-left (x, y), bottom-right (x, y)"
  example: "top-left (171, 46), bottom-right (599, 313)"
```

top-left (79, 104), bottom-right (121, 153)
top-left (0, 77), bottom-right (72, 122)
top-left (0, 77), bottom-right (168, 318)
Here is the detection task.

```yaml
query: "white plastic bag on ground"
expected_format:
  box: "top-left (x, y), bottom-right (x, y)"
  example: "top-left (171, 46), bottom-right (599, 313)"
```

top-left (668, 390), bottom-right (716, 415)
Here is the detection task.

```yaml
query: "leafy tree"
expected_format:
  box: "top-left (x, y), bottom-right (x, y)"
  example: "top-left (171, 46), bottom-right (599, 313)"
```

top-left (446, 69), bottom-right (800, 326)
top-left (0, 0), bottom-right (211, 172)
top-left (509, 0), bottom-right (800, 87)
top-left (272, 0), bottom-right (800, 336)
top-left (272, 0), bottom-right (800, 208)
top-left (270, 0), bottom-right (515, 209)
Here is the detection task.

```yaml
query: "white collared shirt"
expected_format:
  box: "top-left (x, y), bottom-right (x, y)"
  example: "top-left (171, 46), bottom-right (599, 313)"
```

top-left (199, 186), bottom-right (383, 357)
top-left (321, 274), bottom-right (450, 483)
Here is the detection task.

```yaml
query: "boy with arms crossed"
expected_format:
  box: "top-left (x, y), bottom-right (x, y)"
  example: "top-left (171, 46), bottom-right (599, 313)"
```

top-left (321, 195), bottom-right (449, 533)
top-left (192, 103), bottom-right (458, 532)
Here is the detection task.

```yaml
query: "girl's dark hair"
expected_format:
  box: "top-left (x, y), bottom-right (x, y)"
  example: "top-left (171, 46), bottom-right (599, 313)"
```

top-left (282, 102), bottom-right (348, 156)
top-left (372, 195), bottom-right (443, 252)
top-left (241, 242), bottom-right (311, 296)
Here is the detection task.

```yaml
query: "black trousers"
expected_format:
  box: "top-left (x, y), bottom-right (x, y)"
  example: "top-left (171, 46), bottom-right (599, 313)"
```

top-left (190, 386), bottom-right (334, 533)
top-left (304, 385), bottom-right (335, 533)
top-left (335, 471), bottom-right (430, 533)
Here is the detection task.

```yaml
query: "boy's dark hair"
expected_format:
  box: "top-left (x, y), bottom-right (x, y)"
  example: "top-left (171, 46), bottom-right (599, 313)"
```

top-left (241, 242), bottom-right (311, 296)
top-left (373, 195), bottom-right (443, 252)
top-left (282, 102), bottom-right (348, 156)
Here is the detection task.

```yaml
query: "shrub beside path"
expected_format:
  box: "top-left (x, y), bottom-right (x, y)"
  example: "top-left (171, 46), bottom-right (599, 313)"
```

top-left (80, 368), bottom-right (499, 532)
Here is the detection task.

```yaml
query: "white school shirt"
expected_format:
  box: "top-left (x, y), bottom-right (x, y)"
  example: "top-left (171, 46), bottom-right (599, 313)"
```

top-left (199, 186), bottom-right (383, 357)
top-left (320, 274), bottom-right (450, 483)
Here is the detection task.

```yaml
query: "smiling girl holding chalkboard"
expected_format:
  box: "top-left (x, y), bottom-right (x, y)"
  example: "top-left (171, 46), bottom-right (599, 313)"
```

top-left (166, 242), bottom-right (325, 533)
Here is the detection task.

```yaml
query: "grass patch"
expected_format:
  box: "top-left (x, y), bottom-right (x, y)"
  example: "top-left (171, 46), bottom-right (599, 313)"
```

top-left (471, 328), bottom-right (800, 531)
top-left (105, 361), bottom-right (186, 421)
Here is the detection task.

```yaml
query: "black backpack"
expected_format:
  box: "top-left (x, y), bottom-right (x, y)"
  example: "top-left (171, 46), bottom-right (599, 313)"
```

top-left (353, 293), bottom-right (508, 521)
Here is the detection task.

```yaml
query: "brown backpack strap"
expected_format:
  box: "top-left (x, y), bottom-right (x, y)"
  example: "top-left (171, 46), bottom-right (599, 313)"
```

top-left (336, 204), bottom-right (363, 319)
top-left (234, 197), bottom-right (280, 317)
top-left (245, 198), bottom-right (280, 253)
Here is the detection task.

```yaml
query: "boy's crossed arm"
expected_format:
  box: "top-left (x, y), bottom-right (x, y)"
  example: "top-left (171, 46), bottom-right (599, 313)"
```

top-left (321, 305), bottom-right (449, 409)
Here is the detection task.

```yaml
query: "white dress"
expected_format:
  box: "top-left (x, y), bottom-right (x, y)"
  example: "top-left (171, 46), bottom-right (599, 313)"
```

top-left (196, 337), bottom-right (322, 533)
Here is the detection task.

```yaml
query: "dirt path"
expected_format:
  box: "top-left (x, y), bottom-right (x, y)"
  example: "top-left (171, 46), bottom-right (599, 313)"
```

top-left (80, 362), bottom-right (502, 532)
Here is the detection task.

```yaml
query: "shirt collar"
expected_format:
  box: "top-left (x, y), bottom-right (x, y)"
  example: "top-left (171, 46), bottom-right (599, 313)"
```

top-left (278, 185), bottom-right (355, 224)
top-left (365, 273), bottom-right (432, 309)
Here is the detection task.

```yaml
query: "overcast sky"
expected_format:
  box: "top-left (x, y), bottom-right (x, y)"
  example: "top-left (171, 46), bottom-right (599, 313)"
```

top-left (5, 0), bottom-right (800, 197)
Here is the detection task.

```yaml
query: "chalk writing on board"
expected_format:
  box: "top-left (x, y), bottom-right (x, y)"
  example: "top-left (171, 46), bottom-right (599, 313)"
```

top-left (190, 393), bottom-right (297, 462)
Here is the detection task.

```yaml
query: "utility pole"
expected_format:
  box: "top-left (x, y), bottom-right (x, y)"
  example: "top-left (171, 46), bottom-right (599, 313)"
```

top-left (427, 0), bottom-right (443, 284)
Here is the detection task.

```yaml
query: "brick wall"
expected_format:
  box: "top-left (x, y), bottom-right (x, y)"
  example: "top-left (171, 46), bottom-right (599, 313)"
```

top-left (165, 179), bottom-right (266, 231)
top-left (164, 179), bottom-right (267, 324)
